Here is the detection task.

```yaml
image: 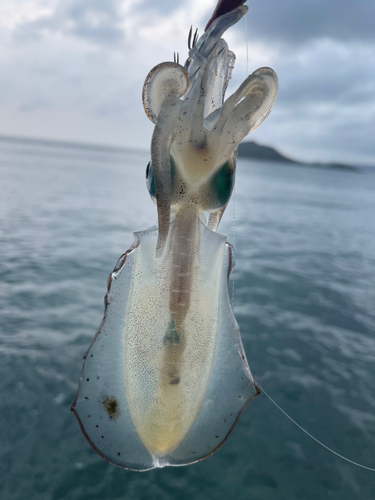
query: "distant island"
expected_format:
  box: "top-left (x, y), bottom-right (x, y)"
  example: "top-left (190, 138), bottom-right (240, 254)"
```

top-left (0, 133), bottom-right (363, 171)
top-left (237, 141), bottom-right (360, 171)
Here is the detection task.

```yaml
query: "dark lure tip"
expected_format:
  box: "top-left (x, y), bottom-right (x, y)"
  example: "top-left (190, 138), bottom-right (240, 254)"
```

top-left (205, 0), bottom-right (247, 31)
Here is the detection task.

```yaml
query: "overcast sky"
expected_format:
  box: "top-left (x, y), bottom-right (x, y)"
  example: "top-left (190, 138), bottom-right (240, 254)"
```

top-left (0, 0), bottom-right (374, 165)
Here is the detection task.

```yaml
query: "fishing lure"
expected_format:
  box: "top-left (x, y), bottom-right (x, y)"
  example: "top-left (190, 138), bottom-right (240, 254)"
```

top-left (71, 0), bottom-right (278, 471)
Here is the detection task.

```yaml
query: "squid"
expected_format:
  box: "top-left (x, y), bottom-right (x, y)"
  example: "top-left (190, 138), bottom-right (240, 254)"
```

top-left (71, 0), bottom-right (278, 471)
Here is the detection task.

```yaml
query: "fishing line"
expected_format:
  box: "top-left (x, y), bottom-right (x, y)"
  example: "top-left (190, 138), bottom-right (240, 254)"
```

top-left (232, 4), bottom-right (251, 309)
top-left (258, 383), bottom-right (375, 472)
top-left (232, 8), bottom-right (250, 309)
top-left (231, 186), bottom-right (236, 309)
top-left (244, 10), bottom-right (249, 76)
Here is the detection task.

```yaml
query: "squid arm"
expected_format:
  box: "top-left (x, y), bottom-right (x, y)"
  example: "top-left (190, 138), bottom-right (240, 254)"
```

top-left (71, 0), bottom-right (278, 471)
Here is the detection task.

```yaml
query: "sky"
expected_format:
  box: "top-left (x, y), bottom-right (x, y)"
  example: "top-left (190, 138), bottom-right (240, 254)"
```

top-left (0, 0), bottom-right (374, 166)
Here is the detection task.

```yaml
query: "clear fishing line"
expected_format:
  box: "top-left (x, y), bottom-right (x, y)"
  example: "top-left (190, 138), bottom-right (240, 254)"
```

top-left (258, 383), bottom-right (375, 472)
top-left (232, 5), bottom-right (251, 309)
top-left (245, 10), bottom-right (249, 76)
top-left (232, 186), bottom-right (236, 309)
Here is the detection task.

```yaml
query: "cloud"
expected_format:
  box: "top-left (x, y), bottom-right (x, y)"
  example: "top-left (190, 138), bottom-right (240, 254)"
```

top-left (246, 0), bottom-right (375, 45)
top-left (0, 0), bottom-right (374, 165)
top-left (11, 0), bottom-right (125, 44)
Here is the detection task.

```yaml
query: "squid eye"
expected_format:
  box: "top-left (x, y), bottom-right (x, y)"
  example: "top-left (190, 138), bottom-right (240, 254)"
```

top-left (145, 159), bottom-right (178, 204)
top-left (145, 160), bottom-right (156, 203)
top-left (208, 161), bottom-right (234, 210)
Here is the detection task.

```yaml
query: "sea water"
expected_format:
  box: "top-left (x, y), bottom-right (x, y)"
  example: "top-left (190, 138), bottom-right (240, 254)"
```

top-left (0, 136), bottom-right (374, 499)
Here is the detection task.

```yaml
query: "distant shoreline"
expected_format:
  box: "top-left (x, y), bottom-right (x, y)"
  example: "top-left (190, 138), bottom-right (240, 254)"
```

top-left (237, 141), bottom-right (362, 171)
top-left (0, 133), bottom-right (367, 171)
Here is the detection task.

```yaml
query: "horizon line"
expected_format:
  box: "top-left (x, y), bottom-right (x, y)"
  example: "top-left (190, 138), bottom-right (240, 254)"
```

top-left (0, 133), bottom-right (373, 169)
top-left (0, 133), bottom-right (150, 155)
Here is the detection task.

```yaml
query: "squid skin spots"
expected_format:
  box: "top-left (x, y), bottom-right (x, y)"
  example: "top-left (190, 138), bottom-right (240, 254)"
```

top-left (102, 396), bottom-right (120, 420)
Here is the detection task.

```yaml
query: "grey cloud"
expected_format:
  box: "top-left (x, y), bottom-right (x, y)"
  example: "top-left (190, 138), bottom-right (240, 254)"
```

top-left (132, 0), bottom-right (375, 45)
top-left (1, 0), bottom-right (374, 166)
top-left (277, 45), bottom-right (375, 106)
top-left (238, 33), bottom-right (375, 165)
top-left (136, 0), bottom-right (184, 16)
top-left (13, 0), bottom-right (124, 45)
top-left (245, 0), bottom-right (375, 45)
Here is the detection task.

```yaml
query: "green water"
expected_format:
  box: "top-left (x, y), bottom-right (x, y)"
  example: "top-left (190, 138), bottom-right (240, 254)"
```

top-left (0, 137), bottom-right (374, 499)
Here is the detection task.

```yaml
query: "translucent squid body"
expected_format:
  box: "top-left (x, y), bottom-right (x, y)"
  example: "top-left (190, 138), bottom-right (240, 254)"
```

top-left (71, 0), bottom-right (278, 471)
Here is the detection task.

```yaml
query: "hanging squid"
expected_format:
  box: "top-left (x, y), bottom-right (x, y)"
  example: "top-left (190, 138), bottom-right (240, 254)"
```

top-left (71, 0), bottom-right (278, 471)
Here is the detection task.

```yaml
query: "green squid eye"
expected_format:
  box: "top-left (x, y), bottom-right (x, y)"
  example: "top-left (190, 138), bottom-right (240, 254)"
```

top-left (145, 158), bottom-right (177, 204)
top-left (210, 161), bottom-right (234, 209)
top-left (145, 160), bottom-right (156, 203)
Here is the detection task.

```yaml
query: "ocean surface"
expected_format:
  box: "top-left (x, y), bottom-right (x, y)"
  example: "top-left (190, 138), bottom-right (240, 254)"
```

top-left (0, 136), bottom-right (375, 500)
